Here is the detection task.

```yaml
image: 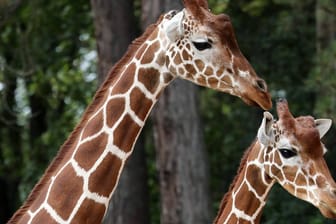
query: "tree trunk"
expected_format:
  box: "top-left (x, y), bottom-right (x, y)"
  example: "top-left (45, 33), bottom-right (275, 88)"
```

top-left (0, 72), bottom-right (22, 223)
top-left (316, 0), bottom-right (336, 54)
top-left (142, 1), bottom-right (212, 223)
top-left (90, 1), bottom-right (150, 223)
top-left (153, 81), bottom-right (211, 224)
top-left (315, 0), bottom-right (336, 118)
top-left (91, 0), bottom-right (138, 85)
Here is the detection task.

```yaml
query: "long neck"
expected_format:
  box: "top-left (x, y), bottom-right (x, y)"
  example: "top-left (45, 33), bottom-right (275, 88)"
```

top-left (214, 141), bottom-right (274, 224)
top-left (9, 17), bottom-right (174, 224)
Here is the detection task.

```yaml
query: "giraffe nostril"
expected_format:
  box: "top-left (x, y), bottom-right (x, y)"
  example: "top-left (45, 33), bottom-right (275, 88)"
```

top-left (332, 189), bottom-right (336, 197)
top-left (255, 79), bottom-right (267, 92)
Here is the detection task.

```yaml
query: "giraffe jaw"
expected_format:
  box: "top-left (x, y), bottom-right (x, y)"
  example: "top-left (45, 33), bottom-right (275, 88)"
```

top-left (239, 91), bottom-right (272, 110)
top-left (229, 79), bottom-right (272, 110)
top-left (318, 200), bottom-right (336, 219)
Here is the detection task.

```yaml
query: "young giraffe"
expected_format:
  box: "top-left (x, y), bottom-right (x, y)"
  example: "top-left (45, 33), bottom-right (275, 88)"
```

top-left (215, 99), bottom-right (336, 224)
top-left (9, 0), bottom-right (272, 223)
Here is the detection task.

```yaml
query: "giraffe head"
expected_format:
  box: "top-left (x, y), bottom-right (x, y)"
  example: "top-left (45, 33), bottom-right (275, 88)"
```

top-left (257, 99), bottom-right (336, 219)
top-left (160, 0), bottom-right (272, 110)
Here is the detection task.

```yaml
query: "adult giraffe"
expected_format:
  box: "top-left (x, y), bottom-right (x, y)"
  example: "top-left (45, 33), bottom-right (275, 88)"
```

top-left (215, 99), bottom-right (336, 224)
top-left (9, 0), bottom-right (272, 223)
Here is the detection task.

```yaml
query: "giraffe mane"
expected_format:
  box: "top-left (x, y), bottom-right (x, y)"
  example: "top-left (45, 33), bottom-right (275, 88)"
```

top-left (8, 14), bottom-right (165, 224)
top-left (213, 139), bottom-right (258, 223)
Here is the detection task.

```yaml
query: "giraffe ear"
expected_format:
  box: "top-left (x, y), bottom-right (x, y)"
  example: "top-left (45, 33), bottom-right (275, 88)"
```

top-left (164, 10), bottom-right (184, 42)
top-left (257, 112), bottom-right (274, 146)
top-left (315, 119), bottom-right (332, 139)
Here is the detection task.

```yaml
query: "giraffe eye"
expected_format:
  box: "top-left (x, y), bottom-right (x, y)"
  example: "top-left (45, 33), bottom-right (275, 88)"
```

top-left (278, 148), bottom-right (297, 159)
top-left (192, 40), bottom-right (212, 51)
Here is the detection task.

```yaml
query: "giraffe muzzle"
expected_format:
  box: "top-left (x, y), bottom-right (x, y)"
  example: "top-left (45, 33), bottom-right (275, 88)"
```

top-left (254, 79), bottom-right (268, 92)
top-left (240, 83), bottom-right (272, 110)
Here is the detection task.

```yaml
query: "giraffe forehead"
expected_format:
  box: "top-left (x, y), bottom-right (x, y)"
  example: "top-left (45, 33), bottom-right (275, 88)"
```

top-left (183, 18), bottom-right (200, 37)
top-left (278, 125), bottom-right (324, 157)
top-left (276, 136), bottom-right (292, 149)
top-left (295, 128), bottom-right (323, 157)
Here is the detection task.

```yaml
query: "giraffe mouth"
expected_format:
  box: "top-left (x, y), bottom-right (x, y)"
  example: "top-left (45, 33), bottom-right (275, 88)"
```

top-left (231, 82), bottom-right (272, 110)
top-left (218, 83), bottom-right (272, 110)
top-left (241, 96), bottom-right (259, 107)
top-left (240, 92), bottom-right (272, 110)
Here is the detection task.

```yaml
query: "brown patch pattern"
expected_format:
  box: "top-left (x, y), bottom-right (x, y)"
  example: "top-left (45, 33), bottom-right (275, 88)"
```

top-left (31, 209), bottom-right (58, 224)
top-left (173, 53), bottom-right (182, 65)
top-left (282, 166), bottom-right (296, 182)
top-left (113, 114), bottom-right (141, 153)
top-left (105, 98), bottom-right (126, 128)
top-left (204, 66), bottom-right (213, 76)
top-left (88, 153), bottom-right (122, 197)
top-left (82, 111), bottom-right (103, 139)
top-left (111, 63), bottom-right (136, 95)
top-left (227, 214), bottom-right (238, 223)
top-left (135, 43), bottom-right (148, 61)
top-left (246, 165), bottom-right (267, 196)
top-left (141, 40), bottom-right (160, 64)
top-left (195, 59), bottom-right (205, 71)
top-left (221, 76), bottom-right (232, 86)
top-left (130, 87), bottom-right (153, 121)
top-left (17, 213), bottom-right (30, 224)
top-left (137, 67), bottom-right (160, 94)
top-left (74, 132), bottom-right (108, 171)
top-left (29, 185), bottom-right (48, 212)
top-left (72, 198), bottom-right (106, 223)
top-left (185, 63), bottom-right (197, 75)
top-left (216, 66), bottom-right (225, 77)
top-left (208, 77), bottom-right (218, 87)
top-left (182, 49), bottom-right (189, 60)
top-left (47, 165), bottom-right (83, 220)
top-left (235, 182), bottom-right (262, 217)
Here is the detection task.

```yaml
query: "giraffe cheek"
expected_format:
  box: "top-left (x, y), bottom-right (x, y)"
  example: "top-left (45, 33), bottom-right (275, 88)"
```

top-left (185, 63), bottom-right (197, 80)
top-left (264, 164), bottom-right (271, 176)
top-left (173, 52), bottom-right (182, 65)
top-left (203, 66), bottom-right (213, 77)
top-left (295, 188), bottom-right (308, 200)
top-left (220, 75), bottom-right (232, 87)
top-left (283, 166), bottom-right (296, 183)
top-left (196, 75), bottom-right (207, 86)
top-left (271, 165), bottom-right (283, 181)
top-left (195, 59), bottom-right (205, 71)
top-left (282, 183), bottom-right (296, 196)
top-left (208, 77), bottom-right (219, 88)
top-left (295, 172), bottom-right (308, 186)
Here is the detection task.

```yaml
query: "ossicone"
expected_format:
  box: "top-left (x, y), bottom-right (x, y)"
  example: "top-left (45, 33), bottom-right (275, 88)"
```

top-left (182, 0), bottom-right (209, 21)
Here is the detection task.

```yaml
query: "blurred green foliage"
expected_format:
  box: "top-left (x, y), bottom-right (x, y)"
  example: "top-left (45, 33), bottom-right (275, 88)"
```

top-left (0, 0), bottom-right (96, 220)
top-left (0, 0), bottom-right (335, 223)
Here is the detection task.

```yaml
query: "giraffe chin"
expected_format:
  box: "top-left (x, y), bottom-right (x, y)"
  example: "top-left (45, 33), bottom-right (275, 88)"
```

top-left (240, 93), bottom-right (272, 111)
top-left (318, 201), bottom-right (336, 219)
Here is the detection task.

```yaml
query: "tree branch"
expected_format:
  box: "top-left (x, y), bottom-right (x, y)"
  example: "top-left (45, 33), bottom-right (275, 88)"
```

top-left (0, 0), bottom-right (24, 28)
top-left (320, 4), bottom-right (336, 16)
